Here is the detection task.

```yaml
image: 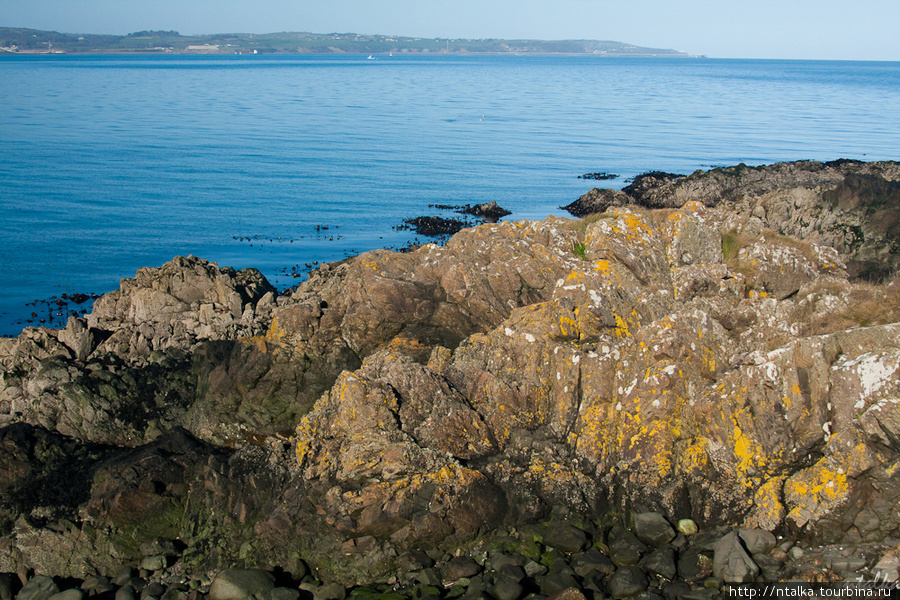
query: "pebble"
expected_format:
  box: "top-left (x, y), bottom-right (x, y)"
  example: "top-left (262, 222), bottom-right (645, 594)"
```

top-left (677, 519), bottom-right (699, 536)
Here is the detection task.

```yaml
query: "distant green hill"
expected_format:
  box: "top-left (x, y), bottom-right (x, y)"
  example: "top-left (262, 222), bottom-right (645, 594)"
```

top-left (0, 27), bottom-right (691, 56)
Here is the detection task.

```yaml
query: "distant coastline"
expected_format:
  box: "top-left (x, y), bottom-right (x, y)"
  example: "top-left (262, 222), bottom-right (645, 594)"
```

top-left (0, 26), bottom-right (697, 57)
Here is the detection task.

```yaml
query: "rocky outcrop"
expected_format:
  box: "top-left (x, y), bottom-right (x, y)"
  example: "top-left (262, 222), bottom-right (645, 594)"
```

top-left (564, 160), bottom-right (900, 279)
top-left (1, 160), bottom-right (900, 588)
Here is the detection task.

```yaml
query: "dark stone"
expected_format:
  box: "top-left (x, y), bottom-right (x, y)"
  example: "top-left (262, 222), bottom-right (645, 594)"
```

top-left (312, 584), bottom-right (346, 600)
top-left (607, 566), bottom-right (649, 599)
top-left (490, 576), bottom-right (524, 600)
top-left (490, 553), bottom-right (523, 572)
top-left (633, 513), bottom-right (676, 547)
top-left (608, 525), bottom-right (648, 566)
top-left (17, 577), bottom-right (59, 600)
top-left (676, 549), bottom-right (714, 583)
top-left (415, 569), bottom-right (442, 587)
top-left (640, 547), bottom-right (677, 581)
top-left (497, 565), bottom-right (526, 584)
top-left (443, 557), bottom-right (482, 583)
top-left (561, 188), bottom-right (629, 217)
top-left (621, 171), bottom-right (685, 203)
top-left (712, 532), bottom-right (759, 583)
top-left (569, 548), bottom-right (616, 578)
top-left (578, 173), bottom-right (618, 181)
top-left (160, 585), bottom-right (190, 600)
top-left (537, 572), bottom-right (580, 597)
top-left (399, 216), bottom-right (474, 238)
top-left (113, 587), bottom-right (137, 600)
top-left (141, 584), bottom-right (166, 600)
top-left (461, 202), bottom-right (512, 223)
top-left (539, 523), bottom-right (588, 553)
top-left (659, 581), bottom-right (692, 600)
top-left (47, 592), bottom-right (83, 600)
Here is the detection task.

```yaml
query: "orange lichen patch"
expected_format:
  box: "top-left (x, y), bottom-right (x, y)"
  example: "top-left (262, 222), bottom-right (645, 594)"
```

top-left (680, 200), bottom-right (705, 213)
top-left (360, 256), bottom-right (381, 272)
top-left (677, 438), bottom-right (711, 476)
top-left (265, 315), bottom-right (287, 345)
top-left (615, 212), bottom-right (656, 240)
top-left (826, 430), bottom-right (877, 478)
top-left (614, 315), bottom-right (632, 338)
top-left (667, 210), bottom-right (687, 225)
top-left (383, 335), bottom-right (433, 362)
top-left (573, 403), bottom-right (615, 464)
top-left (784, 457), bottom-right (850, 528)
top-left (241, 335), bottom-right (270, 353)
top-left (744, 476), bottom-right (786, 531)
top-left (593, 259), bottom-right (613, 277)
top-left (294, 411), bottom-right (322, 468)
top-left (616, 408), bottom-right (685, 481)
top-left (526, 457), bottom-right (592, 491)
top-left (731, 422), bottom-right (768, 486)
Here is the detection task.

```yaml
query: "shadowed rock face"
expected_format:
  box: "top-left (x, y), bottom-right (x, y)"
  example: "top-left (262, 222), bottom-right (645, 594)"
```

top-left (1, 161), bottom-right (900, 583)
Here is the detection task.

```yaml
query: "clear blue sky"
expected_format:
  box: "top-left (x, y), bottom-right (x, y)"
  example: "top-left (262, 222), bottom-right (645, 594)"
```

top-left (3, 0), bottom-right (898, 60)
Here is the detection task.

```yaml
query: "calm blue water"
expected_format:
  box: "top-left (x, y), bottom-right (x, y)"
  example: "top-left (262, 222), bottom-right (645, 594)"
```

top-left (1, 54), bottom-right (899, 336)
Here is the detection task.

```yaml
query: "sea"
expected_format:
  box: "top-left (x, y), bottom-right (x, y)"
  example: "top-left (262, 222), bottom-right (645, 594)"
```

top-left (1, 54), bottom-right (899, 337)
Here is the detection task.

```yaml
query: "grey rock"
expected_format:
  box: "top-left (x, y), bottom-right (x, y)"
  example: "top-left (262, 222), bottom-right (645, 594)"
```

top-left (79, 577), bottom-right (109, 593)
top-left (208, 570), bottom-right (276, 600)
top-left (524, 561), bottom-right (548, 578)
top-left (443, 557), bottom-right (482, 583)
top-left (139, 555), bottom-right (167, 572)
top-left (160, 585), bottom-right (190, 600)
top-left (415, 568), bottom-right (443, 587)
top-left (538, 572), bottom-right (580, 597)
top-left (141, 584), bottom-right (166, 600)
top-left (490, 576), bottom-right (524, 600)
top-left (112, 566), bottom-right (135, 587)
top-left (16, 577), bottom-right (59, 600)
top-left (569, 548), bottom-right (616, 578)
top-left (713, 531), bottom-right (760, 583)
top-left (633, 513), bottom-right (676, 547)
top-left (490, 553), bottom-right (523, 572)
top-left (270, 589), bottom-right (300, 600)
top-left (497, 565), bottom-right (526, 583)
top-left (312, 584), bottom-right (345, 600)
top-left (114, 587), bottom-right (137, 600)
top-left (607, 566), bottom-right (650, 599)
top-left (640, 547), bottom-right (677, 580)
top-left (609, 525), bottom-right (648, 566)
top-left (737, 528), bottom-right (777, 556)
top-left (539, 523), bottom-right (589, 554)
top-left (47, 591), bottom-right (82, 600)
top-left (677, 549), bottom-right (714, 583)
top-left (659, 581), bottom-right (692, 600)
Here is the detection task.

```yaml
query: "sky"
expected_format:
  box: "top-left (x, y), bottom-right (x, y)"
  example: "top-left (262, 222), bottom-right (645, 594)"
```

top-left (2, 0), bottom-right (899, 61)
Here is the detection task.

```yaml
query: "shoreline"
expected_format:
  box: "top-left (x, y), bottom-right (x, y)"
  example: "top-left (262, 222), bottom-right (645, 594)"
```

top-left (1, 159), bottom-right (900, 591)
